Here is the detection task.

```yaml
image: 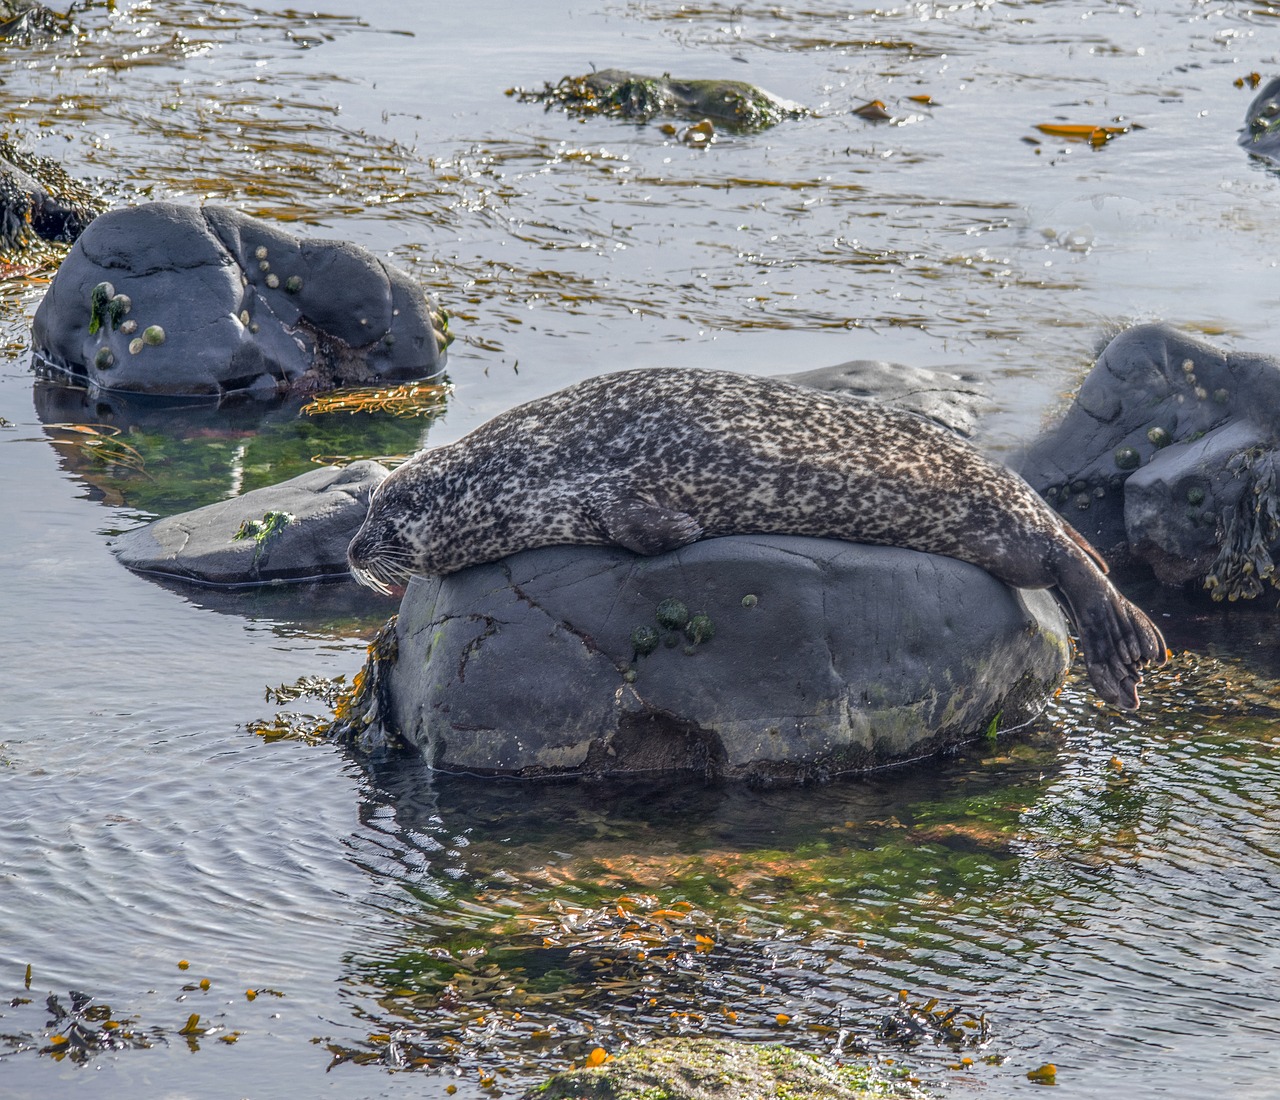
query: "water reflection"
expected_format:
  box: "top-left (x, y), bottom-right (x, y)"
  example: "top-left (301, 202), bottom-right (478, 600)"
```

top-left (31, 375), bottom-right (437, 517)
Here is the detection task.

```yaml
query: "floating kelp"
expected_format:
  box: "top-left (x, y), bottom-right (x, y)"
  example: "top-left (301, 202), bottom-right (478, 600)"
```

top-left (1033, 122), bottom-right (1132, 147)
top-left (510, 68), bottom-right (809, 131)
top-left (301, 380), bottom-right (452, 418)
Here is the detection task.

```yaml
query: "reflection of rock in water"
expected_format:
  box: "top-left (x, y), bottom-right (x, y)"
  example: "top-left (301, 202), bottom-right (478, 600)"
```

top-left (32, 202), bottom-right (450, 401)
top-left (32, 376), bottom-right (433, 517)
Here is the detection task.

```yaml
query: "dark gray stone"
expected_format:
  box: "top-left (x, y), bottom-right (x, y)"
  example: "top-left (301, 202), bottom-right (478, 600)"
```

top-left (112, 460), bottom-right (388, 587)
top-left (31, 202), bottom-right (449, 400)
top-left (1123, 420), bottom-right (1270, 588)
top-left (381, 535), bottom-right (1070, 782)
top-left (1016, 322), bottom-right (1280, 571)
top-left (780, 358), bottom-right (986, 436)
top-left (1240, 75), bottom-right (1280, 165)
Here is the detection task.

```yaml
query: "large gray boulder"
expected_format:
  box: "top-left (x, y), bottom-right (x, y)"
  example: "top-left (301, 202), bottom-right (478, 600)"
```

top-left (1016, 323), bottom-right (1280, 600)
top-left (378, 535), bottom-right (1071, 782)
top-left (31, 202), bottom-right (449, 400)
top-left (112, 461), bottom-right (388, 587)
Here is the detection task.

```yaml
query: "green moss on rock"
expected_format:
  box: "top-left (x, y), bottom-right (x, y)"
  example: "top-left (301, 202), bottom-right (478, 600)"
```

top-left (525, 1036), bottom-right (925, 1100)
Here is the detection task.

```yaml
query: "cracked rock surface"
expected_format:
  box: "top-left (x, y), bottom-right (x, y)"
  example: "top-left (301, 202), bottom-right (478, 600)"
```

top-left (1015, 322), bottom-right (1280, 597)
top-left (111, 460), bottom-right (387, 587)
top-left (383, 535), bottom-right (1070, 782)
top-left (31, 201), bottom-right (449, 400)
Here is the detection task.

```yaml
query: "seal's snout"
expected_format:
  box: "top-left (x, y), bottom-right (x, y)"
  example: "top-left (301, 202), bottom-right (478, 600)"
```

top-left (347, 514), bottom-right (414, 596)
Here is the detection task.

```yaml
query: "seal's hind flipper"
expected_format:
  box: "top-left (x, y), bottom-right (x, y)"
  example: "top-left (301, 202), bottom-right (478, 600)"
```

top-left (593, 495), bottom-right (703, 556)
top-left (1062, 518), bottom-right (1111, 574)
top-left (1055, 553), bottom-right (1167, 710)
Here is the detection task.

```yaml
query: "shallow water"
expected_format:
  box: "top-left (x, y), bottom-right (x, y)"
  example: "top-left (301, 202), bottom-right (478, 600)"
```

top-left (4, 1), bottom-right (1280, 1097)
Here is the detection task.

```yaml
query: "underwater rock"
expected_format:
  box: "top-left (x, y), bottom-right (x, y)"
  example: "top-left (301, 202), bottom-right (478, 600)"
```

top-left (112, 461), bottom-right (388, 587)
top-left (780, 357), bottom-right (986, 437)
top-left (526, 1037), bottom-right (889, 1100)
top-left (31, 202), bottom-right (450, 401)
top-left (1240, 75), bottom-right (1280, 164)
top-left (373, 535), bottom-right (1070, 782)
top-left (0, 136), bottom-right (105, 255)
top-left (513, 68), bottom-right (808, 129)
top-left (1017, 323), bottom-right (1280, 600)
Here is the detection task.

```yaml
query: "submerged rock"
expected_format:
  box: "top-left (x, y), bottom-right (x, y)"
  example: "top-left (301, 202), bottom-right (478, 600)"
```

top-left (513, 68), bottom-right (808, 130)
top-left (112, 461), bottom-right (388, 587)
top-left (372, 535), bottom-right (1070, 782)
top-left (31, 202), bottom-right (450, 401)
top-left (1017, 322), bottom-right (1280, 600)
top-left (526, 1037), bottom-right (902, 1100)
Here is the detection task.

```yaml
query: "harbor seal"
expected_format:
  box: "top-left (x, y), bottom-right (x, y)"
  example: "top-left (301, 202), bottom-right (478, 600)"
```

top-left (348, 368), bottom-right (1167, 710)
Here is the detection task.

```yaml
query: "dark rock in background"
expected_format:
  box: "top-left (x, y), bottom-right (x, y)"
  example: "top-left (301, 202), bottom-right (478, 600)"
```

top-left (0, 135), bottom-right (105, 254)
top-left (31, 202), bottom-right (450, 401)
top-left (1016, 322), bottom-right (1280, 599)
top-left (780, 358), bottom-right (986, 437)
top-left (1240, 75), bottom-right (1280, 164)
top-left (112, 460), bottom-right (388, 587)
top-left (380, 535), bottom-right (1070, 782)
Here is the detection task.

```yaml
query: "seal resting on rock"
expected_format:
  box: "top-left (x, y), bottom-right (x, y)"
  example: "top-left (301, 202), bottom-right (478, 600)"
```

top-left (348, 368), bottom-right (1167, 710)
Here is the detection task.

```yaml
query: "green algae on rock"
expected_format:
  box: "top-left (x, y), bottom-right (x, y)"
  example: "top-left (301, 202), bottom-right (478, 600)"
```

top-left (525, 1036), bottom-right (924, 1100)
top-left (512, 68), bottom-right (808, 130)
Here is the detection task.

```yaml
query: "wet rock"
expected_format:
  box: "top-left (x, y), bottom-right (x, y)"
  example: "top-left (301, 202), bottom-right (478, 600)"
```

top-left (1016, 322), bottom-right (1280, 586)
top-left (1240, 75), bottom-right (1280, 164)
top-left (780, 358), bottom-right (987, 437)
top-left (31, 202), bottom-right (450, 401)
top-left (0, 136), bottom-right (105, 255)
top-left (1018, 322), bottom-right (1280, 602)
top-left (513, 68), bottom-right (808, 129)
top-left (526, 1037), bottom-right (889, 1100)
top-left (377, 535), bottom-right (1070, 782)
top-left (112, 461), bottom-right (388, 587)
top-left (0, 1), bottom-right (71, 43)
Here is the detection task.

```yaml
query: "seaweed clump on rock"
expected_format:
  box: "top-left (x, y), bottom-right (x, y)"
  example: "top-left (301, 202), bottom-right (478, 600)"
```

top-left (511, 68), bottom-right (808, 130)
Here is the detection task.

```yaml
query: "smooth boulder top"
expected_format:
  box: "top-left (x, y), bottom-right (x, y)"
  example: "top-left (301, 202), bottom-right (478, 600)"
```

top-left (378, 534), bottom-right (1071, 782)
top-left (111, 460), bottom-right (388, 587)
top-left (31, 201), bottom-right (449, 400)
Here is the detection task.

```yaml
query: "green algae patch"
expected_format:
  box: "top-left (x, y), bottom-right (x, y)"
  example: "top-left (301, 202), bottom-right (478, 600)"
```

top-left (525, 1036), bottom-right (925, 1099)
top-left (511, 69), bottom-right (809, 131)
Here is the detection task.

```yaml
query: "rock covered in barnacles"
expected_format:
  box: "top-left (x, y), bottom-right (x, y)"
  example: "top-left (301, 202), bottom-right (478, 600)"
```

top-left (1017, 322), bottom-right (1280, 599)
top-left (31, 202), bottom-right (450, 401)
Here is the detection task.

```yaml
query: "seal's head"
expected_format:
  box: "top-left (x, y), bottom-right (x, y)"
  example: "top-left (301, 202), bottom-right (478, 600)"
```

top-left (347, 474), bottom-right (423, 594)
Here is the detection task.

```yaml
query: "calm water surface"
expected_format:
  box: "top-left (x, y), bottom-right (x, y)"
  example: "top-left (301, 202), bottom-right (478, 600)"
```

top-left (3, 2), bottom-right (1280, 1097)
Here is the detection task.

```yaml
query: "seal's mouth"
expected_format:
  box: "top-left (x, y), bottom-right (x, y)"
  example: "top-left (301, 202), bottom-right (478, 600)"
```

top-left (347, 530), bottom-right (415, 595)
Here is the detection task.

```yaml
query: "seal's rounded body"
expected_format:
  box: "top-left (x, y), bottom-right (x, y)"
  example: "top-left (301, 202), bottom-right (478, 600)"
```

top-left (349, 368), bottom-right (1166, 709)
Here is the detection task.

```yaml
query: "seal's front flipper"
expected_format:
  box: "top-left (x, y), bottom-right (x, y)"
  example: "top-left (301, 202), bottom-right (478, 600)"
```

top-left (593, 496), bottom-right (703, 556)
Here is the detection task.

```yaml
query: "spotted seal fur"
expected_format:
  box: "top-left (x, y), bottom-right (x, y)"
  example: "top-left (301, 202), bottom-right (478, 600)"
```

top-left (348, 368), bottom-right (1167, 710)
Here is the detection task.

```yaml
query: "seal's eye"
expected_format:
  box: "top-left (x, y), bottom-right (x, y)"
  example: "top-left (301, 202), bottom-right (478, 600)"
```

top-left (1264, 103), bottom-right (1280, 118)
